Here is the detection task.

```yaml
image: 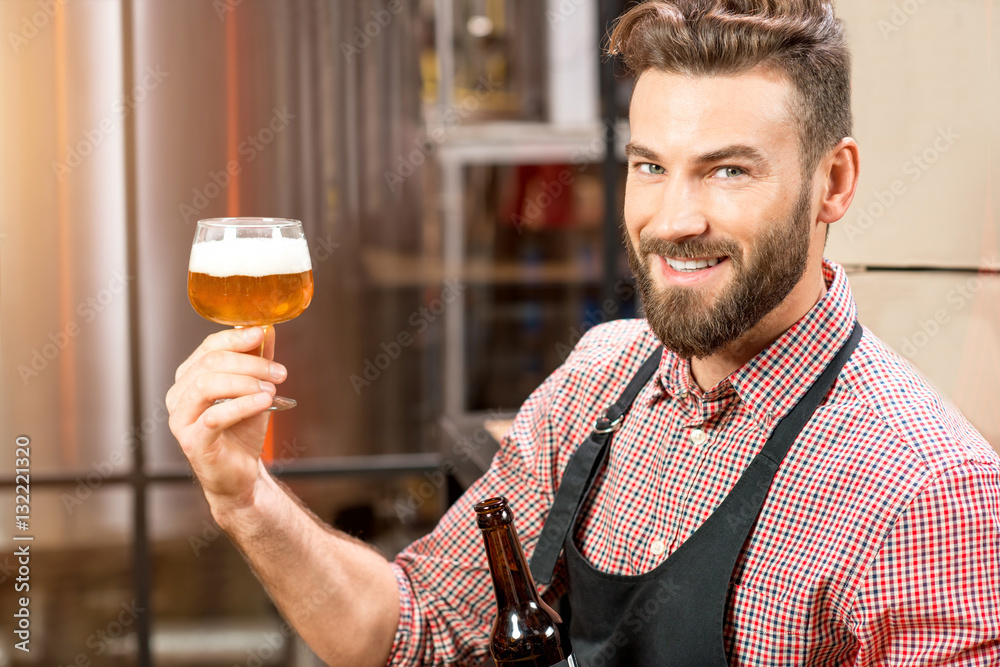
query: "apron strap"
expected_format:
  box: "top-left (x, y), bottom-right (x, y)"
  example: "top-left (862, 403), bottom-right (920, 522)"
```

top-left (756, 321), bottom-right (863, 466)
top-left (530, 348), bottom-right (663, 585)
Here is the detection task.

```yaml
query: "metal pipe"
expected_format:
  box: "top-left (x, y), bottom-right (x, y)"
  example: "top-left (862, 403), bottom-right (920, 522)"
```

top-left (0, 453), bottom-right (447, 488)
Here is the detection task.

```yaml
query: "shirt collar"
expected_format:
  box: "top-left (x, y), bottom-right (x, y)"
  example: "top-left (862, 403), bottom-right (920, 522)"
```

top-left (651, 259), bottom-right (858, 427)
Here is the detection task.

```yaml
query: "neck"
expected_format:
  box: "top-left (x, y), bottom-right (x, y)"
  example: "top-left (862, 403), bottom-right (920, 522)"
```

top-left (689, 264), bottom-right (828, 393)
top-left (483, 526), bottom-right (539, 609)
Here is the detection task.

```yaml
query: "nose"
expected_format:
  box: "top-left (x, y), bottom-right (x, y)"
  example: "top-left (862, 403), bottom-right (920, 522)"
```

top-left (643, 178), bottom-right (710, 244)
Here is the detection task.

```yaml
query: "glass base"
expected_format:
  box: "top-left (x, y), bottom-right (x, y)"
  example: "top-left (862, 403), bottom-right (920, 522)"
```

top-left (214, 396), bottom-right (297, 412)
top-left (266, 396), bottom-right (297, 411)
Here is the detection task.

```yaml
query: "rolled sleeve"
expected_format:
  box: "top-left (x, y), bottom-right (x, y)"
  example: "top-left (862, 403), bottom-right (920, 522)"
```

top-left (386, 435), bottom-right (550, 665)
top-left (385, 563), bottom-right (419, 666)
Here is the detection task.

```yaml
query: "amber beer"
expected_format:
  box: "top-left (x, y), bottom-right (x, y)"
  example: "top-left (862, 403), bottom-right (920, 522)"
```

top-left (187, 236), bottom-right (314, 326)
top-left (475, 497), bottom-right (577, 667)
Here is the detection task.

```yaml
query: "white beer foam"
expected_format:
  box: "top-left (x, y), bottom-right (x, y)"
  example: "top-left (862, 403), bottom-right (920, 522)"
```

top-left (189, 237), bottom-right (312, 277)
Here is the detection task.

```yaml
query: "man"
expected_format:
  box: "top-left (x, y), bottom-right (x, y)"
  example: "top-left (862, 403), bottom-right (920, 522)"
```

top-left (167, 0), bottom-right (1000, 664)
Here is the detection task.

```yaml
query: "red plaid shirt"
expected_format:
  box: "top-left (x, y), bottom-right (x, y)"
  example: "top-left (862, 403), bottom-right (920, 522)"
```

top-left (388, 259), bottom-right (1000, 665)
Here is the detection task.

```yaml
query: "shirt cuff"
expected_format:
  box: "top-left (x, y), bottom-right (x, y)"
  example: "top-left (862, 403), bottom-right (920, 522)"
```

top-left (385, 562), bottom-right (418, 666)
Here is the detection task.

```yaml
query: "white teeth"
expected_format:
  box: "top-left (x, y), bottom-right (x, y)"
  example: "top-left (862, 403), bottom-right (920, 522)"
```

top-left (666, 257), bottom-right (723, 272)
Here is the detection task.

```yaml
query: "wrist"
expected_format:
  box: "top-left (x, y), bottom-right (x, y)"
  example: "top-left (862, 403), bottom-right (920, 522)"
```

top-left (207, 461), bottom-right (276, 537)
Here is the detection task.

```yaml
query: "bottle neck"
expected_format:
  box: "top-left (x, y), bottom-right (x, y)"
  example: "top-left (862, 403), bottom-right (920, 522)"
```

top-left (481, 521), bottom-right (541, 609)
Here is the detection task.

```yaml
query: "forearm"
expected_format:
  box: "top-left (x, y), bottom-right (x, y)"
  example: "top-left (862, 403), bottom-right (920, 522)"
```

top-left (210, 464), bottom-right (400, 666)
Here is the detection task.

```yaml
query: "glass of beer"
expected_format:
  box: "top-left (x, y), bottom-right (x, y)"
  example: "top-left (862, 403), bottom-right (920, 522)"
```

top-left (188, 217), bottom-right (314, 411)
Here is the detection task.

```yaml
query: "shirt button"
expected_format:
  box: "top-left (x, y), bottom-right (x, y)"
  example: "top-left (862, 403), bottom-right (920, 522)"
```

top-left (650, 539), bottom-right (666, 556)
top-left (690, 428), bottom-right (708, 445)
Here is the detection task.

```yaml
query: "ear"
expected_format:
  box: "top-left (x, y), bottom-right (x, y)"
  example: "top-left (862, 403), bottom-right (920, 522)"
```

top-left (816, 138), bottom-right (860, 225)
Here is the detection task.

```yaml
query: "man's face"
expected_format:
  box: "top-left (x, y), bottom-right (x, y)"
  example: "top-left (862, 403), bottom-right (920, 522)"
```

top-left (624, 68), bottom-right (820, 360)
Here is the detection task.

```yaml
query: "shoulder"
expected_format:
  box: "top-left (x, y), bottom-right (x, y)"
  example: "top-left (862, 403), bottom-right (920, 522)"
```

top-left (786, 323), bottom-right (1000, 583)
top-left (559, 318), bottom-right (661, 382)
top-left (836, 325), bottom-right (998, 475)
top-left (752, 324), bottom-right (1000, 618)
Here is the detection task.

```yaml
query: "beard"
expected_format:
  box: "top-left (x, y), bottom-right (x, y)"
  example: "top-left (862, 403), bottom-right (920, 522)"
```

top-left (626, 185), bottom-right (814, 360)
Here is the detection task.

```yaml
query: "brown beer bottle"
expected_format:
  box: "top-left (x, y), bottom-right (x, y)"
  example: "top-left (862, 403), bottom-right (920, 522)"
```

top-left (475, 496), bottom-right (577, 667)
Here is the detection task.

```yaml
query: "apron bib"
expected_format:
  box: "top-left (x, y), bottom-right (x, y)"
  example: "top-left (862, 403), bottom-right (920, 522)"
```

top-left (530, 322), bottom-right (862, 666)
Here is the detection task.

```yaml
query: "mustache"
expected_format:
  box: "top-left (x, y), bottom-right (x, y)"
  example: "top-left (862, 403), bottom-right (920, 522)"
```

top-left (636, 234), bottom-right (742, 262)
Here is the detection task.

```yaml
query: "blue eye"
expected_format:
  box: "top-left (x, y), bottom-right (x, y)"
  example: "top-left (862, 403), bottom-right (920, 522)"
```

top-left (638, 163), bottom-right (666, 175)
top-left (715, 166), bottom-right (745, 178)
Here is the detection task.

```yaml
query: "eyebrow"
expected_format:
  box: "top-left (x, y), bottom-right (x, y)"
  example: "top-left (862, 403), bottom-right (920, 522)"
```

top-left (624, 142), bottom-right (770, 168)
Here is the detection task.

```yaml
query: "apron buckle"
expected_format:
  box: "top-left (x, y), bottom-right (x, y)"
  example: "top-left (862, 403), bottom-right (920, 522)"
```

top-left (594, 411), bottom-right (625, 434)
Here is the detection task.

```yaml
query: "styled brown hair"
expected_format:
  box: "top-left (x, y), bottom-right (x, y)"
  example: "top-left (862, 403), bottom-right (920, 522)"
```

top-left (608, 0), bottom-right (852, 172)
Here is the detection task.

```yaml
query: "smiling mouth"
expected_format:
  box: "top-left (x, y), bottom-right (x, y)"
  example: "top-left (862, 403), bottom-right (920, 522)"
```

top-left (664, 257), bottom-right (726, 272)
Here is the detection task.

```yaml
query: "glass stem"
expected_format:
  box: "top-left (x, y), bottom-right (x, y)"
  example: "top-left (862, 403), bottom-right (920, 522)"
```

top-left (234, 324), bottom-right (270, 357)
top-left (257, 324), bottom-right (270, 358)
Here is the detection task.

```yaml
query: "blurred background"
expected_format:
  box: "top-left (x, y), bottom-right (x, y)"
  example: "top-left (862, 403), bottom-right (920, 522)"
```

top-left (0, 0), bottom-right (996, 664)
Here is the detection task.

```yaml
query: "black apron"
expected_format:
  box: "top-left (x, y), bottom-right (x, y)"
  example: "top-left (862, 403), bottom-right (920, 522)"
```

top-left (529, 321), bottom-right (862, 666)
